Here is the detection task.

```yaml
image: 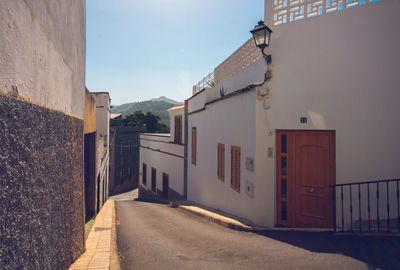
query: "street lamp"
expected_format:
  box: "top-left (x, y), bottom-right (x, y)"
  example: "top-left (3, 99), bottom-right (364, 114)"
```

top-left (250, 20), bottom-right (272, 64)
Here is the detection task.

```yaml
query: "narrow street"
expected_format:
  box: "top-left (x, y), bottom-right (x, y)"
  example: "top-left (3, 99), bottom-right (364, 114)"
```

top-left (114, 197), bottom-right (394, 270)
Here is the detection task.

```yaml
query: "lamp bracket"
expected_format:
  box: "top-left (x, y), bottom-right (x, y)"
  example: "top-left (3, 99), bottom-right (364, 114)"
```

top-left (264, 54), bottom-right (272, 64)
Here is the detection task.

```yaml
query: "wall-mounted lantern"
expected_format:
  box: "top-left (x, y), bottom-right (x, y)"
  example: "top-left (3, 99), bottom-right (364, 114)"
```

top-left (250, 20), bottom-right (272, 64)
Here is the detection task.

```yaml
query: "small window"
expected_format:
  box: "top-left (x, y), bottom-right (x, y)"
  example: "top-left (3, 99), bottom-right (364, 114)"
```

top-left (174, 115), bottom-right (182, 144)
top-left (231, 146), bottom-right (241, 193)
top-left (281, 202), bottom-right (287, 221)
top-left (281, 134), bottom-right (287, 153)
top-left (142, 163), bottom-right (147, 186)
top-left (191, 127), bottom-right (197, 165)
top-left (217, 143), bottom-right (225, 182)
top-left (151, 167), bottom-right (156, 192)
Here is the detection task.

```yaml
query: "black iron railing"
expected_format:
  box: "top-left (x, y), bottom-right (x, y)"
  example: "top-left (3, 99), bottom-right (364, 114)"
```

top-left (331, 179), bottom-right (400, 233)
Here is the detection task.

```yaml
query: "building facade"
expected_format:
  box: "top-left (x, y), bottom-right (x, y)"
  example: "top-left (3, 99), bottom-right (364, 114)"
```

top-left (91, 92), bottom-right (111, 212)
top-left (141, 0), bottom-right (400, 231)
top-left (187, 0), bottom-right (400, 229)
top-left (0, 1), bottom-right (86, 269)
top-left (109, 126), bottom-right (144, 195)
top-left (139, 105), bottom-right (186, 200)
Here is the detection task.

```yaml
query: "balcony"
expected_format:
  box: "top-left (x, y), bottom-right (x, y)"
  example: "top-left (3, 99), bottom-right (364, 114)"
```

top-left (192, 38), bottom-right (263, 99)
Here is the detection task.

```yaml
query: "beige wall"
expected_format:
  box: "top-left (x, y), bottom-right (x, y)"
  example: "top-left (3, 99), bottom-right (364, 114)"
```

top-left (91, 92), bottom-right (110, 141)
top-left (0, 0), bottom-right (86, 118)
top-left (84, 89), bottom-right (97, 134)
top-left (168, 106), bottom-right (185, 144)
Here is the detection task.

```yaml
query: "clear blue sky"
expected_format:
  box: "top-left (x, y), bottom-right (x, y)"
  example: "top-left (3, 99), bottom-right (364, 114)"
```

top-left (86, 0), bottom-right (264, 105)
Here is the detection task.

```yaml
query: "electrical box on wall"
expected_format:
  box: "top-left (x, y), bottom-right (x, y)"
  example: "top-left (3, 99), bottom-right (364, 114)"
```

top-left (268, 147), bottom-right (273, 158)
top-left (245, 180), bottom-right (254, 198)
top-left (246, 157), bottom-right (254, 171)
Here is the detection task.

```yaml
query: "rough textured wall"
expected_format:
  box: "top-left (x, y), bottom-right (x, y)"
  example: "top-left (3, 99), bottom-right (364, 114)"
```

top-left (84, 89), bottom-right (96, 134)
top-left (0, 95), bottom-right (84, 270)
top-left (0, 0), bottom-right (86, 118)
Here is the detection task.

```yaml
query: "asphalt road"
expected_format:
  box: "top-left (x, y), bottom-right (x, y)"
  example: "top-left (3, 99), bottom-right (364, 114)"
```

top-left (115, 199), bottom-right (397, 270)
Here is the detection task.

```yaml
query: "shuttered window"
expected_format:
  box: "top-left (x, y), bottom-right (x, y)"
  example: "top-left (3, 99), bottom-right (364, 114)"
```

top-left (174, 115), bottom-right (182, 144)
top-left (151, 167), bottom-right (156, 192)
top-left (231, 146), bottom-right (241, 193)
top-left (192, 127), bottom-right (197, 164)
top-left (142, 163), bottom-right (147, 186)
top-left (217, 143), bottom-right (225, 182)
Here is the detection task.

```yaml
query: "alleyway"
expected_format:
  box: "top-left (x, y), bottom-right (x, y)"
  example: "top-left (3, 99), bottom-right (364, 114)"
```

top-left (115, 197), bottom-right (399, 270)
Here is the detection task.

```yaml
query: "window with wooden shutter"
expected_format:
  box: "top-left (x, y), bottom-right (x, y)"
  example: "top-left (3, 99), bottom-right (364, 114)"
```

top-left (174, 115), bottom-right (182, 144)
top-left (192, 127), bottom-right (197, 164)
top-left (217, 143), bottom-right (225, 182)
top-left (151, 167), bottom-right (156, 192)
top-left (142, 163), bottom-right (147, 186)
top-left (231, 146), bottom-right (240, 193)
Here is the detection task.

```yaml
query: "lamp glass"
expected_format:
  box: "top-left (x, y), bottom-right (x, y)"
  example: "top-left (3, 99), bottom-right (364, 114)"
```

top-left (253, 29), bottom-right (266, 47)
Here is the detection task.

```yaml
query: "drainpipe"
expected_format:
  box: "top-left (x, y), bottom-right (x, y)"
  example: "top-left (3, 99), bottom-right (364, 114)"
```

top-left (183, 99), bottom-right (188, 199)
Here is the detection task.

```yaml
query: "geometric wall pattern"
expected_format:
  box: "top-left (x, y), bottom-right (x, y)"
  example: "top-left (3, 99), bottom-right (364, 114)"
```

top-left (274, 0), bottom-right (381, 25)
top-left (214, 38), bottom-right (263, 85)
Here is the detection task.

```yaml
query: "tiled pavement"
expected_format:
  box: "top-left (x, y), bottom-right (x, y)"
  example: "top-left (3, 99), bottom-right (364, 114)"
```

top-left (69, 199), bottom-right (119, 270)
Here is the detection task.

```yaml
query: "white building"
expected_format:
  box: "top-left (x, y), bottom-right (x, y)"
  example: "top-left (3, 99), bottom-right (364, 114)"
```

top-left (141, 0), bottom-right (400, 231)
top-left (91, 92), bottom-right (111, 211)
top-left (139, 105), bottom-right (186, 200)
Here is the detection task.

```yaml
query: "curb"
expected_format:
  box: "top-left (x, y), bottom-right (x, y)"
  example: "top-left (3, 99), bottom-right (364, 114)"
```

top-left (138, 196), bottom-right (253, 232)
top-left (173, 203), bottom-right (252, 232)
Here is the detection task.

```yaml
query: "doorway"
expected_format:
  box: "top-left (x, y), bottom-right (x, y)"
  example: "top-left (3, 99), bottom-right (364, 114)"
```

top-left (276, 130), bottom-right (335, 228)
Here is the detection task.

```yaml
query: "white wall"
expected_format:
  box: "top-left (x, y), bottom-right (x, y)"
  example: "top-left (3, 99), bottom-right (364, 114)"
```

top-left (140, 134), bottom-right (185, 196)
top-left (0, 0), bottom-right (86, 118)
top-left (214, 58), bottom-right (265, 97)
top-left (263, 0), bottom-right (400, 183)
top-left (187, 90), bottom-right (206, 114)
top-left (91, 92), bottom-right (110, 144)
top-left (188, 90), bottom-right (274, 226)
top-left (257, 0), bottom-right (400, 227)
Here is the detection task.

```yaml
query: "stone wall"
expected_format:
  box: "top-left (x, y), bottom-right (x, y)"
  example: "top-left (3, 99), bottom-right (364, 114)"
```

top-left (0, 94), bottom-right (84, 270)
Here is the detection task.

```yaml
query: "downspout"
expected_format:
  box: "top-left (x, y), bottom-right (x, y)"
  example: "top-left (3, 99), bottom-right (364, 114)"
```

top-left (183, 99), bottom-right (188, 199)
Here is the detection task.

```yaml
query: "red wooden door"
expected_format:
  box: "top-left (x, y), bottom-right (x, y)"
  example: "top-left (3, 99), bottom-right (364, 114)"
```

top-left (276, 130), bottom-right (335, 228)
top-left (294, 131), bottom-right (334, 227)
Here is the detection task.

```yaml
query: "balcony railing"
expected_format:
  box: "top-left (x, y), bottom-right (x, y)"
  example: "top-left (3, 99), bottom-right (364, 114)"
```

top-left (192, 72), bottom-right (214, 95)
top-left (331, 178), bottom-right (400, 233)
top-left (192, 38), bottom-right (263, 96)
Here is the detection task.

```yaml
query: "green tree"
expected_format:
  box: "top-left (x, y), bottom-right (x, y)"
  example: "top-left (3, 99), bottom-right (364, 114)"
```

top-left (111, 110), bottom-right (169, 133)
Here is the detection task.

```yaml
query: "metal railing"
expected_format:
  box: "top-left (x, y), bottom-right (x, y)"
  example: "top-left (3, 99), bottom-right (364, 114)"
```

top-left (331, 179), bottom-right (400, 233)
top-left (192, 72), bottom-right (214, 95)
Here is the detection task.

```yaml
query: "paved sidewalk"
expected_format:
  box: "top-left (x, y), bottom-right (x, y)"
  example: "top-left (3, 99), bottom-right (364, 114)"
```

top-left (69, 199), bottom-right (120, 270)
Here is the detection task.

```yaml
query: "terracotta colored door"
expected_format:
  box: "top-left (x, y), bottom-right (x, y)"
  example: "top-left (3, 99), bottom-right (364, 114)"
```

top-left (276, 130), bottom-right (335, 228)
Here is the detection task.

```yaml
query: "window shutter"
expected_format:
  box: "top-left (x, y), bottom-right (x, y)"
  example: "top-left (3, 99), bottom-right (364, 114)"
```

top-left (192, 128), bottom-right (197, 164)
top-left (174, 116), bottom-right (182, 144)
top-left (231, 146), bottom-right (240, 193)
top-left (217, 143), bottom-right (225, 182)
top-left (142, 163), bottom-right (147, 185)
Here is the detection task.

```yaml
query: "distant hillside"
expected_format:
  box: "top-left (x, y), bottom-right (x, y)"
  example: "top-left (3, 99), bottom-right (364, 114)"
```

top-left (150, 96), bottom-right (181, 105)
top-left (111, 97), bottom-right (182, 126)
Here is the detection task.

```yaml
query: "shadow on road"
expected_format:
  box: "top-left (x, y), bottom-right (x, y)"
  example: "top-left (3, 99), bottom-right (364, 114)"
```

top-left (255, 231), bottom-right (400, 270)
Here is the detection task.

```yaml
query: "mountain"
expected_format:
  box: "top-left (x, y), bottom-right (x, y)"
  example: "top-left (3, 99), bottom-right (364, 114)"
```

top-left (150, 96), bottom-right (181, 104)
top-left (111, 97), bottom-right (182, 126)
